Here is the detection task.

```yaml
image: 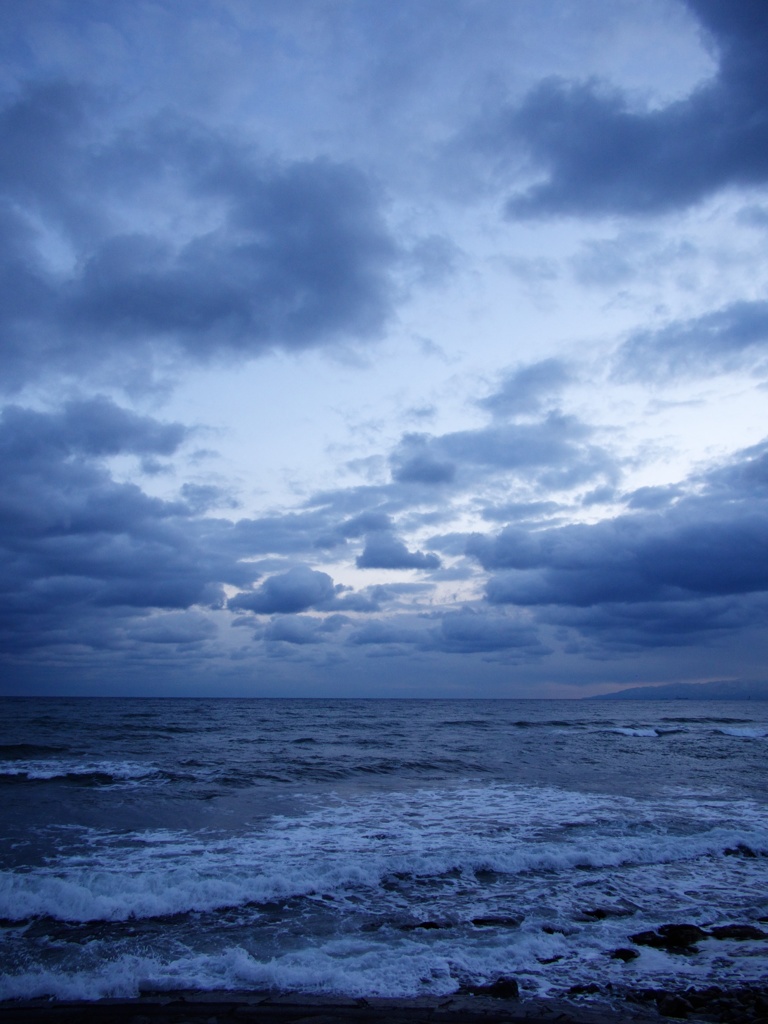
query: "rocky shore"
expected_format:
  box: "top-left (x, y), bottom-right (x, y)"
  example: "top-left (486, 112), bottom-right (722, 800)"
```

top-left (0, 991), bottom-right (683, 1024)
top-left (2, 979), bottom-right (767, 1024)
top-left (2, 911), bottom-right (766, 1024)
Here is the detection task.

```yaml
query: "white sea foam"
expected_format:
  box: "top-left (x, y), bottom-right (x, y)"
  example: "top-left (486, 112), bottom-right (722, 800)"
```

top-left (0, 759), bottom-right (161, 782)
top-left (0, 785), bottom-right (765, 925)
top-left (0, 943), bottom-right (462, 1002)
top-left (1, 784), bottom-right (767, 1003)
top-left (714, 726), bottom-right (768, 739)
top-left (2, 915), bottom-right (767, 1004)
top-left (608, 727), bottom-right (661, 737)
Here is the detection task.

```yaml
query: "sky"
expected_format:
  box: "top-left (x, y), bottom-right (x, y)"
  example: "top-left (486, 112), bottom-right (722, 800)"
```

top-left (1, 0), bottom-right (768, 698)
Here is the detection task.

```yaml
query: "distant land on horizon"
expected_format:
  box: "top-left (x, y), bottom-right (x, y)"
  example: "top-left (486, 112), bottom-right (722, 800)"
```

top-left (592, 679), bottom-right (768, 700)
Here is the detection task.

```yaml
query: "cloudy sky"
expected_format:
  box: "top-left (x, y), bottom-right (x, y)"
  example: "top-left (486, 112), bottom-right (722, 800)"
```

top-left (2, 0), bottom-right (768, 697)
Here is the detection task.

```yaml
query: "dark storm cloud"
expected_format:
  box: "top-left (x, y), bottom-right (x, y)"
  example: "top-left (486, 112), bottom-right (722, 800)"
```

top-left (0, 397), bottom-right (400, 663)
top-left (615, 299), bottom-right (768, 380)
top-left (126, 611), bottom-right (218, 646)
top-left (0, 399), bottom-right (258, 654)
top-left (227, 566), bottom-right (336, 614)
top-left (356, 533), bottom-right (441, 570)
top-left (226, 508), bottom-right (421, 574)
top-left (230, 510), bottom-right (348, 557)
top-left (468, 438), bottom-right (768, 649)
top-left (541, 595), bottom-right (764, 652)
top-left (0, 84), bottom-right (399, 390)
top-left (1, 396), bottom-right (190, 458)
top-left (226, 566), bottom-right (380, 617)
top-left (264, 615), bottom-right (327, 645)
top-left (0, 81), bottom-right (95, 233)
top-left (347, 621), bottom-right (422, 647)
top-left (69, 158), bottom-right (396, 354)
top-left (406, 414), bottom-right (616, 492)
top-left (499, 0), bottom-right (768, 218)
top-left (476, 512), bottom-right (768, 606)
top-left (429, 608), bottom-right (544, 655)
top-left (346, 607), bottom-right (546, 657)
top-left (442, 416), bottom-right (586, 469)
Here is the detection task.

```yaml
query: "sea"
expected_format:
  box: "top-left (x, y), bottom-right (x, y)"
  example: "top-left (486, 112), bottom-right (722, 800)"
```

top-left (0, 697), bottom-right (766, 1006)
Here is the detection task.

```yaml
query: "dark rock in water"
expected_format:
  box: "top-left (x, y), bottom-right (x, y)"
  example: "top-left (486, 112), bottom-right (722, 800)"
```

top-left (466, 976), bottom-right (519, 998)
top-left (710, 923), bottom-right (768, 940)
top-left (630, 929), bottom-right (662, 946)
top-left (724, 843), bottom-right (758, 858)
top-left (610, 947), bottom-right (640, 962)
top-left (401, 919), bottom-right (450, 930)
top-left (470, 915), bottom-right (521, 928)
top-left (631, 988), bottom-right (666, 1003)
top-left (568, 982), bottom-right (601, 996)
top-left (658, 923), bottom-right (709, 945)
top-left (537, 954), bottom-right (563, 964)
top-left (657, 994), bottom-right (693, 1018)
top-left (624, 985), bottom-right (768, 1023)
top-left (683, 986), bottom-right (724, 1009)
top-left (485, 976), bottom-right (520, 999)
top-left (581, 906), bottom-right (636, 920)
top-left (486, 977), bottom-right (520, 999)
top-left (630, 923), bottom-right (708, 951)
top-left (581, 907), bottom-right (609, 920)
top-left (473, 868), bottom-right (501, 883)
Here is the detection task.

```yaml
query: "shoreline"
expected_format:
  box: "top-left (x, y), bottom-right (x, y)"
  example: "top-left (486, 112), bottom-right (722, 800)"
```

top-left (0, 991), bottom-right (666, 1024)
top-left (0, 986), bottom-right (747, 1024)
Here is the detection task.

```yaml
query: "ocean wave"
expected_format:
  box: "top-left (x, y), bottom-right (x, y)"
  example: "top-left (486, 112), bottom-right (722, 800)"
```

top-left (511, 720), bottom-right (579, 729)
top-left (0, 759), bottom-right (163, 785)
top-left (605, 727), bottom-right (660, 737)
top-left (713, 726), bottom-right (768, 739)
top-left (0, 744), bottom-right (69, 758)
top-left (3, 913), bottom-right (768, 1004)
top-left (0, 943), bottom-right (473, 1002)
top-left (601, 726), bottom-right (689, 737)
top-left (440, 719), bottom-right (492, 728)
top-left (661, 717), bottom-right (754, 724)
top-left (1, 785), bottom-right (765, 925)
